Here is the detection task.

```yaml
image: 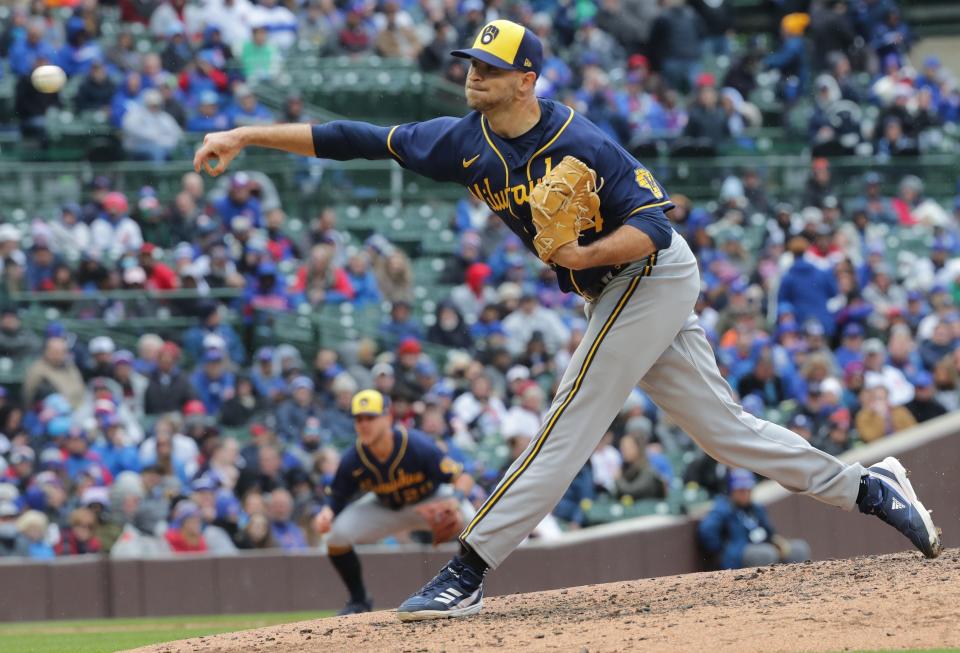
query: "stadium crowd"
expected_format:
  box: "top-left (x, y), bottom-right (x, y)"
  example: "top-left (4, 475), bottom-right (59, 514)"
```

top-left (0, 0), bottom-right (958, 561)
top-left (2, 0), bottom-right (959, 158)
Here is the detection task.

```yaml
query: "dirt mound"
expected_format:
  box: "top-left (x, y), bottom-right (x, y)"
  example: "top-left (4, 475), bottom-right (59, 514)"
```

top-left (130, 548), bottom-right (960, 653)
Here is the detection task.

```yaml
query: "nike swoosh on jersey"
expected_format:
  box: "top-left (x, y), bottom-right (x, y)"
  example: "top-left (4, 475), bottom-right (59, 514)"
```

top-left (462, 155), bottom-right (480, 168)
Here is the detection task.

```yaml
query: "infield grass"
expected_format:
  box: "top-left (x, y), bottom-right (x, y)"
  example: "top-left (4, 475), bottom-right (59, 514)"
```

top-left (0, 610), bottom-right (332, 653)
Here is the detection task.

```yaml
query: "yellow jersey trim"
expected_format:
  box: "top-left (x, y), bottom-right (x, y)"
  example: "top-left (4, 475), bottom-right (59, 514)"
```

top-left (480, 116), bottom-right (520, 220)
top-left (460, 273), bottom-right (643, 540)
top-left (525, 106), bottom-right (576, 184)
top-left (387, 425), bottom-right (409, 501)
top-left (625, 199), bottom-right (672, 218)
top-left (386, 125), bottom-right (403, 162)
top-left (568, 268), bottom-right (585, 297)
top-left (355, 439), bottom-right (384, 485)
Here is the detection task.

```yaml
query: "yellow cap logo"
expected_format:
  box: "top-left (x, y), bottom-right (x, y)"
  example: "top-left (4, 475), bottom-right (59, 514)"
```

top-left (352, 389), bottom-right (386, 416)
top-left (470, 20), bottom-right (525, 67)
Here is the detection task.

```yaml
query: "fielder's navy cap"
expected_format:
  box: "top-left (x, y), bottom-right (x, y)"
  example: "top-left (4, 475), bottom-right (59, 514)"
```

top-left (451, 20), bottom-right (543, 76)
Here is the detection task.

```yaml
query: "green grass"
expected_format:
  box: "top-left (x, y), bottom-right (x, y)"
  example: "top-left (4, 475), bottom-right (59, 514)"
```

top-left (0, 611), bottom-right (332, 653)
top-left (838, 650), bottom-right (960, 653)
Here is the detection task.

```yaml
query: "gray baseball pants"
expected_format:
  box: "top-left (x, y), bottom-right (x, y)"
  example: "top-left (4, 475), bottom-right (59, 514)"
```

top-left (328, 489), bottom-right (475, 548)
top-left (461, 230), bottom-right (866, 568)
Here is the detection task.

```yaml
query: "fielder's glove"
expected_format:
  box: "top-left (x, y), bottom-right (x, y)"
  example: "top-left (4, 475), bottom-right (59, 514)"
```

top-left (529, 155), bottom-right (601, 263)
top-left (414, 497), bottom-right (464, 546)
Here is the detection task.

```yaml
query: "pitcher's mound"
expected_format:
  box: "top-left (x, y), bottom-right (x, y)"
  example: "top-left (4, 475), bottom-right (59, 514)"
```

top-left (129, 548), bottom-right (960, 653)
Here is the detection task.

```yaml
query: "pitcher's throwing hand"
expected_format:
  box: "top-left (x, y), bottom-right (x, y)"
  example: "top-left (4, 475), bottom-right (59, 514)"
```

top-left (193, 129), bottom-right (244, 177)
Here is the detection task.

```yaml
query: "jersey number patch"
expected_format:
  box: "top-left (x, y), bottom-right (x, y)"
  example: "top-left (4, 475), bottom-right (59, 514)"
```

top-left (635, 168), bottom-right (664, 199)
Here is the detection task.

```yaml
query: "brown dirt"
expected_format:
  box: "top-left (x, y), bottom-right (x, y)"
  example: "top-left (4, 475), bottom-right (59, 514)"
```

top-left (128, 548), bottom-right (960, 653)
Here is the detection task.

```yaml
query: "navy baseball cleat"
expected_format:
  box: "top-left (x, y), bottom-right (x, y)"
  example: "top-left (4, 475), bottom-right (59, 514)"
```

top-left (396, 558), bottom-right (484, 622)
top-left (858, 457), bottom-right (943, 559)
top-left (338, 596), bottom-right (373, 615)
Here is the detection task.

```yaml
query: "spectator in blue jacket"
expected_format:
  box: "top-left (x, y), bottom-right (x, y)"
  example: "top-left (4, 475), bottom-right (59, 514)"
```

top-left (870, 7), bottom-right (912, 66)
top-left (183, 302), bottom-right (246, 366)
top-left (244, 261), bottom-right (295, 313)
top-left (553, 461), bottom-right (595, 528)
top-left (275, 376), bottom-right (322, 443)
top-left (212, 172), bottom-right (263, 230)
top-left (110, 72), bottom-right (144, 128)
top-left (186, 91), bottom-right (231, 132)
top-left (852, 0), bottom-right (896, 40)
top-left (16, 510), bottom-right (55, 560)
top-left (25, 242), bottom-right (61, 292)
top-left (56, 16), bottom-right (104, 78)
top-left (251, 347), bottom-right (284, 402)
top-left (62, 427), bottom-right (108, 483)
top-left (343, 251), bottom-right (381, 308)
top-left (190, 349), bottom-right (237, 416)
top-left (226, 84), bottom-right (274, 128)
top-left (380, 300), bottom-right (423, 350)
top-left (267, 488), bottom-right (306, 550)
top-left (834, 322), bottom-right (866, 370)
top-left (698, 469), bottom-right (811, 569)
top-left (9, 18), bottom-right (57, 78)
top-left (91, 415), bottom-right (141, 478)
top-left (778, 237), bottom-right (838, 336)
top-left (764, 13), bottom-right (810, 102)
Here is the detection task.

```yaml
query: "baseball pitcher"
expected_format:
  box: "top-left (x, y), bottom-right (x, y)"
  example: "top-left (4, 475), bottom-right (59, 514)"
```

top-left (194, 19), bottom-right (942, 622)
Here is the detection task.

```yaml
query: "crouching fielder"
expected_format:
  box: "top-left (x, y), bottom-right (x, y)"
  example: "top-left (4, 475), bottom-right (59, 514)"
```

top-left (312, 389), bottom-right (474, 614)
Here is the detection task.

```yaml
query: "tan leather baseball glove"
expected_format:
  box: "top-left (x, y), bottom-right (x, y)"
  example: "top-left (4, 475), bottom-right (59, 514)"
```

top-left (414, 497), bottom-right (464, 546)
top-left (529, 155), bottom-right (601, 262)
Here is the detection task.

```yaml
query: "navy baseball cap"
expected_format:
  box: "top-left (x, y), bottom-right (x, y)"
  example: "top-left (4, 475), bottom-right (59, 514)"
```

top-left (191, 474), bottom-right (219, 493)
top-left (452, 20), bottom-right (543, 76)
top-left (912, 371), bottom-right (933, 388)
top-left (843, 323), bottom-right (864, 338)
top-left (727, 468), bottom-right (756, 492)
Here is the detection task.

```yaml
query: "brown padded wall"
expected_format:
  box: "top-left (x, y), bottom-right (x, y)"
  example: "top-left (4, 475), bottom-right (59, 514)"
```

top-left (217, 554), bottom-right (292, 614)
top-left (109, 559), bottom-right (144, 618)
top-left (47, 557), bottom-right (108, 620)
top-left (141, 557), bottom-right (220, 616)
top-left (0, 561), bottom-right (49, 620)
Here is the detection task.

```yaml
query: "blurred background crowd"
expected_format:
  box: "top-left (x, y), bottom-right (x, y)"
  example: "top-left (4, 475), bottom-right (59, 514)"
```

top-left (2, 0), bottom-right (960, 159)
top-left (0, 0), bottom-right (958, 564)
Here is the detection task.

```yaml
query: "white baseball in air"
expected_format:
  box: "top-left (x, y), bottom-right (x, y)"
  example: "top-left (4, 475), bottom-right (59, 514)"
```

top-left (31, 65), bottom-right (67, 94)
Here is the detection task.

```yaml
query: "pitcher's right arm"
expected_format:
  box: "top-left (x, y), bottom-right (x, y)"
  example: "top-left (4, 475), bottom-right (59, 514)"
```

top-left (194, 118), bottom-right (464, 182)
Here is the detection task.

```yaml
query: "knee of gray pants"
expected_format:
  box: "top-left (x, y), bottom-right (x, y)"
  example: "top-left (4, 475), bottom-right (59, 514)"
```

top-left (783, 538), bottom-right (812, 563)
top-left (740, 543), bottom-right (780, 568)
top-left (326, 522), bottom-right (354, 549)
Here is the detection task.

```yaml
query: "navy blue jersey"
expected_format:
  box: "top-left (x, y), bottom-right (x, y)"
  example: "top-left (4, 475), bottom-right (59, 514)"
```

top-left (326, 426), bottom-right (462, 514)
top-left (311, 99), bottom-right (674, 297)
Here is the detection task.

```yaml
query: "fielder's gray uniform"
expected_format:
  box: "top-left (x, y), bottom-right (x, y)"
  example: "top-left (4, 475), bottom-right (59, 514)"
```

top-left (461, 231), bottom-right (866, 568)
top-left (328, 488), bottom-right (475, 548)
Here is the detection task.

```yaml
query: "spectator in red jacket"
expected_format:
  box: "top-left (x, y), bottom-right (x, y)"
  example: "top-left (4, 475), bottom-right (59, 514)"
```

top-left (56, 507), bottom-right (103, 555)
top-left (164, 500), bottom-right (208, 553)
top-left (139, 243), bottom-right (179, 291)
